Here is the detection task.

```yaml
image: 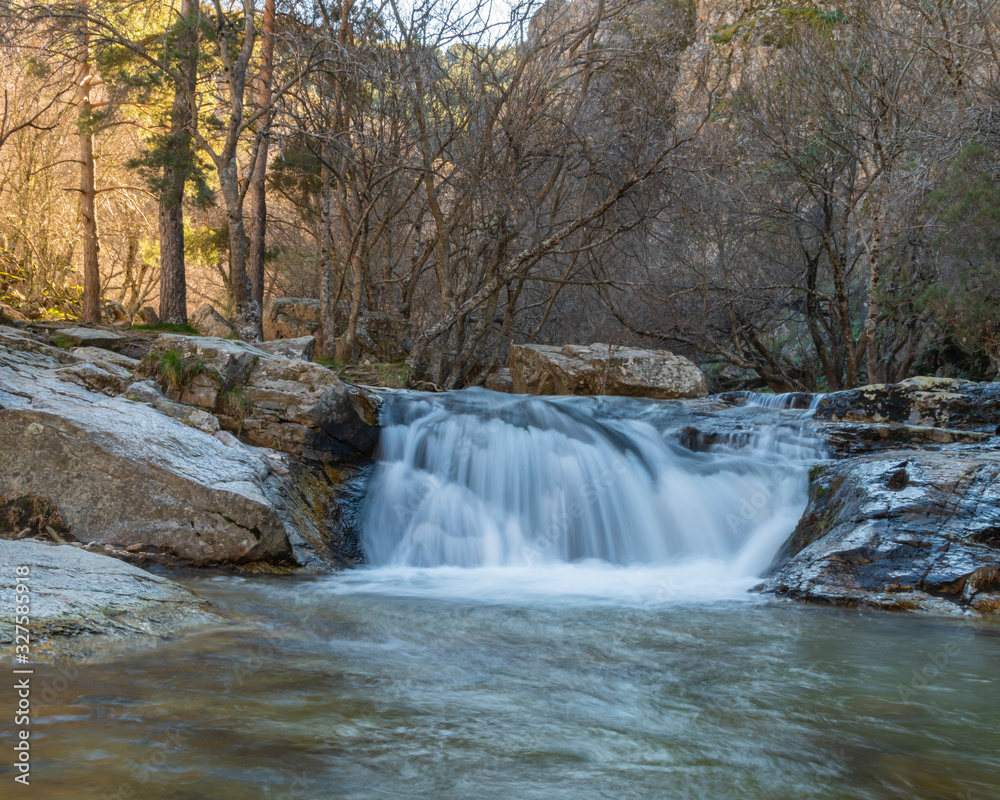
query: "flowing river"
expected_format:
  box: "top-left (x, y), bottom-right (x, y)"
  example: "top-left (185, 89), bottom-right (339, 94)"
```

top-left (7, 391), bottom-right (1000, 798)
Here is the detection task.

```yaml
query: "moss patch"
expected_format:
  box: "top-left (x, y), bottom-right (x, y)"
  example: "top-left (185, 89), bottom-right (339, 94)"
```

top-left (130, 322), bottom-right (201, 336)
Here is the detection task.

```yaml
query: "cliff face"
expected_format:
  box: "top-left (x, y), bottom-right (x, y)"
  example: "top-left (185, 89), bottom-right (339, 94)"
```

top-left (524, 0), bottom-right (826, 120)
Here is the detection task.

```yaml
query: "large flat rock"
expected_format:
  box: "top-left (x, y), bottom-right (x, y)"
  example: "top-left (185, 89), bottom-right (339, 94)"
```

top-left (1, 327), bottom-right (293, 567)
top-left (509, 343), bottom-right (707, 399)
top-left (0, 539), bottom-right (217, 660)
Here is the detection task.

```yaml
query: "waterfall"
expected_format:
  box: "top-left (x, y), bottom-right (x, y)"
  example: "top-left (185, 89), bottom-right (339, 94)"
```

top-left (360, 389), bottom-right (825, 578)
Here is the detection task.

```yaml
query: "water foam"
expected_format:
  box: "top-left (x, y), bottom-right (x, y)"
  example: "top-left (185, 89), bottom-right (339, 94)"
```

top-left (359, 389), bottom-right (826, 593)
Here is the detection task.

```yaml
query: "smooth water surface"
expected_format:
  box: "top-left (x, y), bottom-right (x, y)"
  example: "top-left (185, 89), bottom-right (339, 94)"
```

top-left (5, 570), bottom-right (1000, 800)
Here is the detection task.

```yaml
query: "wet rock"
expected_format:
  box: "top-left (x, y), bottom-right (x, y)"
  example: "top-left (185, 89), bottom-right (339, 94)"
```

top-left (509, 343), bottom-right (707, 399)
top-left (256, 336), bottom-right (316, 361)
top-left (190, 303), bottom-right (236, 339)
top-left (758, 451), bottom-right (1000, 614)
top-left (817, 421), bottom-right (994, 457)
top-left (0, 540), bottom-right (217, 660)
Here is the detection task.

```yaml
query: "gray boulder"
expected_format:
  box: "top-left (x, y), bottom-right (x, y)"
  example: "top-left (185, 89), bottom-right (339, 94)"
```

top-left (485, 368), bottom-right (514, 393)
top-left (53, 360), bottom-right (132, 396)
top-left (509, 343), bottom-right (707, 399)
top-left (256, 335), bottom-right (316, 361)
top-left (53, 326), bottom-right (125, 351)
top-left (136, 306), bottom-right (160, 326)
top-left (263, 297), bottom-right (321, 343)
top-left (71, 346), bottom-right (141, 370)
top-left (190, 303), bottom-right (236, 339)
top-left (0, 326), bottom-right (379, 571)
top-left (0, 539), bottom-right (217, 660)
top-left (148, 334), bottom-right (379, 464)
top-left (1, 329), bottom-right (294, 567)
top-left (813, 376), bottom-right (1000, 430)
top-left (758, 450), bottom-right (1000, 614)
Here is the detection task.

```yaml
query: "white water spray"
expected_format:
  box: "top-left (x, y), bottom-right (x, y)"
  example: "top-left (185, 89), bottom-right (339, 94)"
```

top-left (360, 389), bottom-right (825, 588)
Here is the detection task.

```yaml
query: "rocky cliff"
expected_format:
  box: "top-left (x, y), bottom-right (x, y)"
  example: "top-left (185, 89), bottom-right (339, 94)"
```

top-left (0, 325), bottom-right (377, 571)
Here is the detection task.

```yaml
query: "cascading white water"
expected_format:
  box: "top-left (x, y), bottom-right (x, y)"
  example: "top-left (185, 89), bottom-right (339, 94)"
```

top-left (360, 389), bottom-right (826, 583)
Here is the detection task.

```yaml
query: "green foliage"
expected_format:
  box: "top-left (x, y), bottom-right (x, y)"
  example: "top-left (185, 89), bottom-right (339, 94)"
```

top-left (1, 249), bottom-right (82, 322)
top-left (138, 349), bottom-right (206, 392)
top-left (267, 147), bottom-right (322, 221)
top-left (220, 386), bottom-right (256, 433)
top-left (127, 136), bottom-right (216, 210)
top-left (50, 333), bottom-right (75, 349)
top-left (711, 4), bottom-right (848, 46)
top-left (185, 224), bottom-right (229, 267)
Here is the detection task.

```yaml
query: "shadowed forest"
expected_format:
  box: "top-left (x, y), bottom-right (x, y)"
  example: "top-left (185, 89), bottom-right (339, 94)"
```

top-left (2, 0), bottom-right (1000, 390)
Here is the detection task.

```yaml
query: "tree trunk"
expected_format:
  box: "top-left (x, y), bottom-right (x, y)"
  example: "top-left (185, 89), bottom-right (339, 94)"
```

top-left (158, 201), bottom-right (186, 323)
top-left (247, 0), bottom-right (275, 311)
top-left (78, 25), bottom-right (100, 324)
top-left (158, 0), bottom-right (198, 325)
top-left (319, 149), bottom-right (336, 356)
top-left (221, 159), bottom-right (260, 341)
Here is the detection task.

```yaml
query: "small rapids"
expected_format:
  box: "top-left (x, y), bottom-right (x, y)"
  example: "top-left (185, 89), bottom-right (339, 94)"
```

top-left (359, 389), bottom-right (826, 593)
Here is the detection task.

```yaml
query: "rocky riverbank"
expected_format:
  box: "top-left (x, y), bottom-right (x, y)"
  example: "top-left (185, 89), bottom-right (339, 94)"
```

top-left (754, 378), bottom-right (1000, 615)
top-left (3, 322), bottom-right (1000, 660)
top-left (0, 322), bottom-right (378, 658)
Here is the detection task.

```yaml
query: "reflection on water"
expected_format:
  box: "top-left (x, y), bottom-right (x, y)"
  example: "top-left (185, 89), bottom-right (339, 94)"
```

top-left (3, 570), bottom-right (999, 800)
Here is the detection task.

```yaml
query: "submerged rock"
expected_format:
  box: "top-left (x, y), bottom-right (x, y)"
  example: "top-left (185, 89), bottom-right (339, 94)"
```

top-left (509, 343), bottom-right (707, 399)
top-left (758, 450), bottom-right (1000, 614)
top-left (0, 539), bottom-right (217, 660)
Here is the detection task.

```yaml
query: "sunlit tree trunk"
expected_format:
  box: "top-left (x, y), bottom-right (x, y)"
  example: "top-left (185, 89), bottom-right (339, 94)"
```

top-left (78, 8), bottom-right (100, 324)
top-left (247, 0), bottom-right (275, 312)
top-left (158, 0), bottom-right (198, 325)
